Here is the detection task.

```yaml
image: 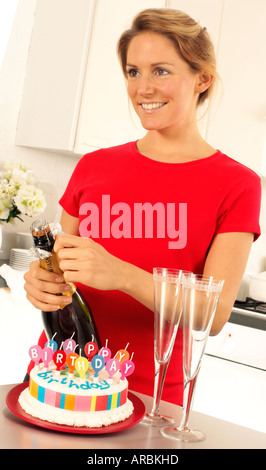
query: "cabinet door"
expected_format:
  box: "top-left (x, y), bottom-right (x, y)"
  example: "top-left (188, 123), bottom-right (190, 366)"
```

top-left (74, 0), bottom-right (166, 155)
top-left (15, 0), bottom-right (96, 153)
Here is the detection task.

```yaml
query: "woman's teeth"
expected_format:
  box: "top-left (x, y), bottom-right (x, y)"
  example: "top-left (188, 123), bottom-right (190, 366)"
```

top-left (141, 102), bottom-right (166, 110)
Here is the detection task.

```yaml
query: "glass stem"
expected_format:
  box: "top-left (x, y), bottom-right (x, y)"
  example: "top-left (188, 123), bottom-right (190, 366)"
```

top-left (150, 359), bottom-right (169, 416)
top-left (179, 374), bottom-right (198, 431)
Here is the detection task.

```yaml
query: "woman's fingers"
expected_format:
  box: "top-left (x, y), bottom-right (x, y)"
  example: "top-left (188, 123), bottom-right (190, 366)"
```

top-left (23, 260), bottom-right (72, 311)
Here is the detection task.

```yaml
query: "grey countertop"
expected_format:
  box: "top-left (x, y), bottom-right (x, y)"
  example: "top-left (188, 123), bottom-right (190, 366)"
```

top-left (1, 383), bottom-right (266, 450)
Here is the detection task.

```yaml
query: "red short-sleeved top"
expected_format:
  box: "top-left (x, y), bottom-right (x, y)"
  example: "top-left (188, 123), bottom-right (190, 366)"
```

top-left (31, 142), bottom-right (261, 405)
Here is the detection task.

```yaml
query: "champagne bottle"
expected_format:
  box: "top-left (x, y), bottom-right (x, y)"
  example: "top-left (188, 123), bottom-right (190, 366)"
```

top-left (30, 219), bottom-right (101, 355)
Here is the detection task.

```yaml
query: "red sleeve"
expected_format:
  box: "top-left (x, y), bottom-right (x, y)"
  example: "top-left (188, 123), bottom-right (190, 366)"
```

top-left (59, 154), bottom-right (89, 218)
top-left (215, 171), bottom-right (261, 241)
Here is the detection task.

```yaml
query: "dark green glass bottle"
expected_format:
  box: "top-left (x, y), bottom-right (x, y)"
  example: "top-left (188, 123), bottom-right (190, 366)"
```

top-left (31, 219), bottom-right (101, 354)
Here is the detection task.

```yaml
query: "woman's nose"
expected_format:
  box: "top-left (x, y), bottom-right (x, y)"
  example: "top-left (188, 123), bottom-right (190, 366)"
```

top-left (138, 73), bottom-right (155, 96)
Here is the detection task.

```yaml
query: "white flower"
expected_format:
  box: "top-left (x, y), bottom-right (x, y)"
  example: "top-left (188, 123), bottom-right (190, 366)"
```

top-left (14, 184), bottom-right (47, 217)
top-left (0, 161), bottom-right (46, 223)
top-left (0, 201), bottom-right (10, 220)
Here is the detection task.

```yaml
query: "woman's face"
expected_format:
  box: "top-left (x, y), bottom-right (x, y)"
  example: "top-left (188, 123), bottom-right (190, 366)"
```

top-left (126, 32), bottom-right (202, 133)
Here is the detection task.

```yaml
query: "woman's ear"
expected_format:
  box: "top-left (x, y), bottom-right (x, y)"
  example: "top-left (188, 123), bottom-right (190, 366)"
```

top-left (195, 71), bottom-right (213, 94)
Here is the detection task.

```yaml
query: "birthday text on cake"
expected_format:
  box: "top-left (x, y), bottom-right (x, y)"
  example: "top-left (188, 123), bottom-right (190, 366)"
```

top-left (37, 371), bottom-right (110, 390)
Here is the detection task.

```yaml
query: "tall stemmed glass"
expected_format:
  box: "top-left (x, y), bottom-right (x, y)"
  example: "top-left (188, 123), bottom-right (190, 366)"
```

top-left (161, 274), bottom-right (224, 441)
top-left (142, 267), bottom-right (189, 427)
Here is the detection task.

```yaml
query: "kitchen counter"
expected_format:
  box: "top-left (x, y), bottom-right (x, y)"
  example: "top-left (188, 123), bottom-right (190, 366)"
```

top-left (1, 383), bottom-right (265, 450)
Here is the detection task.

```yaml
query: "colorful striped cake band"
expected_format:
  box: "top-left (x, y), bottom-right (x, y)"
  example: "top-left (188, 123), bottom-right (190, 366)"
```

top-left (29, 378), bottom-right (128, 411)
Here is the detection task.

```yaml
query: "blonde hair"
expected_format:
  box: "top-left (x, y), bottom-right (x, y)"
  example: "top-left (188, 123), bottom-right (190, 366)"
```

top-left (117, 8), bottom-right (218, 106)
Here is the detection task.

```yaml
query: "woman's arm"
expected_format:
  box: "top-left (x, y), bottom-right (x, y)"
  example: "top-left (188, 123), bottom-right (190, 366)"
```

top-left (56, 214), bottom-right (254, 335)
top-left (23, 211), bottom-right (154, 312)
top-left (24, 210), bottom-right (254, 335)
top-left (203, 231), bottom-right (254, 335)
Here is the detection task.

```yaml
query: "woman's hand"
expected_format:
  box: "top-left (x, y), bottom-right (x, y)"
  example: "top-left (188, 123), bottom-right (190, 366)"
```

top-left (24, 206), bottom-right (154, 313)
top-left (54, 234), bottom-right (154, 311)
top-left (54, 234), bottom-right (127, 291)
top-left (24, 260), bottom-right (73, 311)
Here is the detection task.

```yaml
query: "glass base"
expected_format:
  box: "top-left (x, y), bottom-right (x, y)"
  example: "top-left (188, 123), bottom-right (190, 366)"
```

top-left (161, 425), bottom-right (206, 442)
top-left (141, 412), bottom-right (175, 427)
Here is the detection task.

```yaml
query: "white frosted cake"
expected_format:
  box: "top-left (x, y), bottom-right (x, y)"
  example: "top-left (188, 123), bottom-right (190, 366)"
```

top-left (19, 342), bottom-right (135, 428)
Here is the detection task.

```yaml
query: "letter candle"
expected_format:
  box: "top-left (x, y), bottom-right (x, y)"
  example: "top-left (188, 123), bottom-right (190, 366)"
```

top-left (120, 353), bottom-right (135, 380)
top-left (84, 340), bottom-right (98, 360)
top-left (42, 347), bottom-right (54, 371)
top-left (106, 358), bottom-right (119, 383)
top-left (45, 332), bottom-right (58, 352)
top-left (99, 339), bottom-right (111, 363)
top-left (63, 333), bottom-right (77, 354)
top-left (114, 343), bottom-right (130, 365)
top-left (91, 354), bottom-right (105, 382)
top-left (66, 352), bottom-right (79, 377)
top-left (53, 349), bottom-right (66, 375)
top-left (75, 354), bottom-right (89, 380)
top-left (29, 345), bottom-right (42, 370)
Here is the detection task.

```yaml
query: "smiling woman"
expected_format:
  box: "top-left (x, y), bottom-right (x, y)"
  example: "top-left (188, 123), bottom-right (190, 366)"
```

top-left (125, 31), bottom-right (209, 136)
top-left (117, 8), bottom-right (218, 107)
top-left (24, 8), bottom-right (261, 407)
top-left (117, 9), bottom-right (218, 163)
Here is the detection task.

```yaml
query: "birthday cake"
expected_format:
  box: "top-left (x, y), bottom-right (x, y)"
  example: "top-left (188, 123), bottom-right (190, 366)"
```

top-left (18, 339), bottom-right (135, 428)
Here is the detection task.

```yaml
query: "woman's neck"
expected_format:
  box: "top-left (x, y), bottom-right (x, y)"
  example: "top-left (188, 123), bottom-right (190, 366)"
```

top-left (137, 127), bottom-right (216, 164)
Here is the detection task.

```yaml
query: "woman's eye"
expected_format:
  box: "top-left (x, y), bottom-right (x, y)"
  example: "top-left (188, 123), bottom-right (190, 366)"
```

top-left (154, 67), bottom-right (169, 76)
top-left (126, 68), bottom-right (139, 78)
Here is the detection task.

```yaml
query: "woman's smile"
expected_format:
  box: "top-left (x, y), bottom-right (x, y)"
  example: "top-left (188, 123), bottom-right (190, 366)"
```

top-left (139, 101), bottom-right (168, 112)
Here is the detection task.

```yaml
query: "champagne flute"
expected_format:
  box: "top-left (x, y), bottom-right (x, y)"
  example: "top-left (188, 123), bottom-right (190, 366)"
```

top-left (142, 267), bottom-right (189, 427)
top-left (161, 274), bottom-right (224, 441)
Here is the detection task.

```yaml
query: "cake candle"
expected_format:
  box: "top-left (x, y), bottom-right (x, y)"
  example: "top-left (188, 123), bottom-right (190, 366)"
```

top-left (53, 349), bottom-right (66, 375)
top-left (28, 345), bottom-right (42, 370)
top-left (91, 355), bottom-right (105, 382)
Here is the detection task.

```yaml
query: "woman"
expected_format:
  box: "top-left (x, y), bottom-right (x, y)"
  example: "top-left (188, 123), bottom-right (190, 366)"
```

top-left (24, 9), bottom-right (261, 405)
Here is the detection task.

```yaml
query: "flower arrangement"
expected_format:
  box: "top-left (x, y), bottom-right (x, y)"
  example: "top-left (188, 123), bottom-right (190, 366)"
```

top-left (0, 162), bottom-right (46, 224)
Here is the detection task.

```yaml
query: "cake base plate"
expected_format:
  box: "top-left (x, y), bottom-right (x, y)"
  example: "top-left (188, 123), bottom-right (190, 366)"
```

top-left (6, 382), bottom-right (145, 434)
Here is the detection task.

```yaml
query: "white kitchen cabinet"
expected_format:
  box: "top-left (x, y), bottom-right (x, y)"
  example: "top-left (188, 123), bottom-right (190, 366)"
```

top-left (74, 0), bottom-right (165, 154)
top-left (15, 0), bottom-right (165, 155)
top-left (15, 0), bottom-right (96, 154)
top-left (168, 0), bottom-right (266, 176)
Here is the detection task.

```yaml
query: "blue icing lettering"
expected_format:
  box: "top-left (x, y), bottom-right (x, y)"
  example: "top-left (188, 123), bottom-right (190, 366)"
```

top-left (80, 381), bottom-right (91, 390)
top-left (37, 371), bottom-right (53, 379)
top-left (90, 383), bottom-right (99, 389)
top-left (47, 377), bottom-right (59, 384)
top-left (68, 379), bottom-right (79, 389)
top-left (36, 370), bottom-right (110, 391)
top-left (99, 380), bottom-right (110, 390)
